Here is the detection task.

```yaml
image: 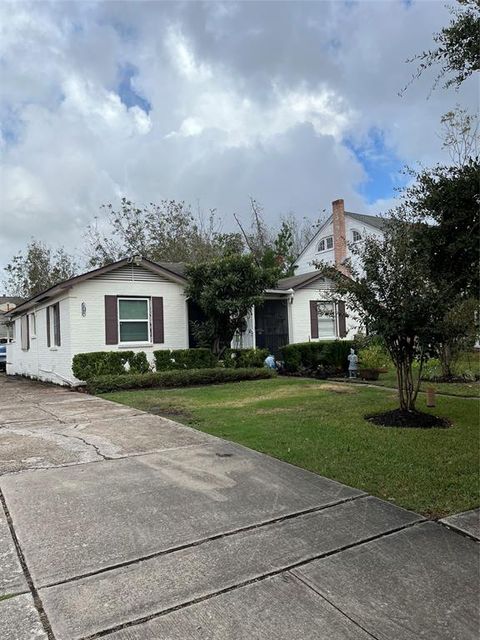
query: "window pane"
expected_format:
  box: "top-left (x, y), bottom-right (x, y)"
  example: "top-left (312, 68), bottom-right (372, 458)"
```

top-left (326, 236), bottom-right (333, 249)
top-left (317, 303), bottom-right (335, 338)
top-left (119, 299), bottom-right (148, 320)
top-left (120, 321), bottom-right (149, 342)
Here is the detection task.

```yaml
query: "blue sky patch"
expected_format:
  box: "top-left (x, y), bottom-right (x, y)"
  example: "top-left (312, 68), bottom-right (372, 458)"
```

top-left (344, 129), bottom-right (408, 203)
top-left (117, 64), bottom-right (151, 113)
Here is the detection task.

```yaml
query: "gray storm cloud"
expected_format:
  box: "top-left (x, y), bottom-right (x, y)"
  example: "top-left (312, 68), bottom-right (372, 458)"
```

top-left (0, 0), bottom-right (477, 270)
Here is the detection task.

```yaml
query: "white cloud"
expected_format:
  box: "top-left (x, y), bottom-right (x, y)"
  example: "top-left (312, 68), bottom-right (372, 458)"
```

top-left (0, 0), bottom-right (477, 277)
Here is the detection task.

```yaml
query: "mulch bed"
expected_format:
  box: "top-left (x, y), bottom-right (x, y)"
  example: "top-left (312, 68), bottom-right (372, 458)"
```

top-left (365, 409), bottom-right (451, 429)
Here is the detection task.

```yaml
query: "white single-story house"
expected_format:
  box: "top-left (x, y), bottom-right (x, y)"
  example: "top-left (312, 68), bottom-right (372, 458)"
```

top-left (6, 199), bottom-right (386, 385)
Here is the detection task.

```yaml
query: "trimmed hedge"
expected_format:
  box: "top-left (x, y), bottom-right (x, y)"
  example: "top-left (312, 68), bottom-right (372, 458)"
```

top-left (87, 367), bottom-right (276, 394)
top-left (72, 351), bottom-right (135, 380)
top-left (280, 340), bottom-right (354, 373)
top-left (154, 348), bottom-right (217, 371)
top-left (223, 348), bottom-right (269, 369)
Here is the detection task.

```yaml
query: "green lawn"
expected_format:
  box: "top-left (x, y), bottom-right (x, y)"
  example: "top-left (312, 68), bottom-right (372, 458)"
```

top-left (104, 377), bottom-right (479, 518)
top-left (347, 370), bottom-right (480, 397)
top-left (352, 351), bottom-right (480, 397)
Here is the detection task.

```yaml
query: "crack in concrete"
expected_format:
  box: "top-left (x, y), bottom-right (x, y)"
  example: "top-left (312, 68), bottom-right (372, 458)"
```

top-left (49, 430), bottom-right (111, 461)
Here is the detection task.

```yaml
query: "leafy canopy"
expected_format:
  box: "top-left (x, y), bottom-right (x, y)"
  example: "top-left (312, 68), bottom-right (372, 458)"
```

top-left (185, 254), bottom-right (277, 356)
top-left (3, 240), bottom-right (77, 298)
top-left (405, 0), bottom-right (480, 92)
top-left (85, 198), bottom-right (244, 268)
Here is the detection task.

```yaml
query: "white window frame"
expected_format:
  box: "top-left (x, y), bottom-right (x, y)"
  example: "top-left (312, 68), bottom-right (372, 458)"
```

top-left (317, 236), bottom-right (334, 253)
top-left (20, 315), bottom-right (29, 351)
top-left (316, 301), bottom-right (336, 338)
top-left (47, 303), bottom-right (61, 348)
top-left (29, 312), bottom-right (36, 339)
top-left (352, 229), bottom-right (362, 243)
top-left (118, 297), bottom-right (151, 344)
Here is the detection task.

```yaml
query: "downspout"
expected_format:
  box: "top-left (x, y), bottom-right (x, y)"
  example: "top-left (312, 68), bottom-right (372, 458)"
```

top-left (38, 368), bottom-right (76, 387)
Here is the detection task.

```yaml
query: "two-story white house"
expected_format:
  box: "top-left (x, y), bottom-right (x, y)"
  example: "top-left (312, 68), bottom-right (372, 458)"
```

top-left (6, 199), bottom-right (386, 385)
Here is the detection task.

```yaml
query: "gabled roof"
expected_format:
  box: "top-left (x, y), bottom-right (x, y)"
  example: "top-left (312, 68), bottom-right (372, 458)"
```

top-left (294, 210), bottom-right (388, 264)
top-left (8, 257), bottom-right (187, 318)
top-left (277, 270), bottom-right (328, 290)
top-left (347, 211), bottom-right (388, 231)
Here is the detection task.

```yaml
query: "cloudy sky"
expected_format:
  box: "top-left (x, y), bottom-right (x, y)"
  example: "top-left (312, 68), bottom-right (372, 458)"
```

top-left (0, 0), bottom-right (477, 270)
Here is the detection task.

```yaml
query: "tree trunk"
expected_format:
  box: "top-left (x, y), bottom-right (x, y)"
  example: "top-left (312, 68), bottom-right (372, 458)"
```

top-left (440, 343), bottom-right (452, 378)
top-left (394, 357), bottom-right (418, 411)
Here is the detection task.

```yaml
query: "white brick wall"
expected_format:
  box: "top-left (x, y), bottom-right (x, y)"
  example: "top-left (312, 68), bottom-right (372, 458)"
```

top-left (7, 295), bottom-right (73, 384)
top-left (7, 269), bottom-right (189, 385)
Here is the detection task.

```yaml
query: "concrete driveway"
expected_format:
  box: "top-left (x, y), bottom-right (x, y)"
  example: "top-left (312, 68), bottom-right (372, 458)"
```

top-left (0, 375), bottom-right (478, 640)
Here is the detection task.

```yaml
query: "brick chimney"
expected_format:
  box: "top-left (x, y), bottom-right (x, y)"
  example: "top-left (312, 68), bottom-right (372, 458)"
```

top-left (332, 198), bottom-right (347, 270)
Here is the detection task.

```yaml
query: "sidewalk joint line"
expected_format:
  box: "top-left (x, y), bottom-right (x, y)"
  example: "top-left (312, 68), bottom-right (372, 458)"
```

top-left (41, 494), bottom-right (367, 590)
top-left (290, 571), bottom-right (381, 640)
top-left (75, 518), bottom-right (423, 640)
top-left (0, 488), bottom-right (56, 640)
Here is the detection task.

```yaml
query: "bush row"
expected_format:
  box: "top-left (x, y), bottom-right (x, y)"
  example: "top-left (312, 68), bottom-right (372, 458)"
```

top-left (87, 367), bottom-right (276, 394)
top-left (154, 348), bottom-right (217, 371)
top-left (72, 351), bottom-right (150, 380)
top-left (280, 340), bottom-right (355, 373)
top-left (73, 348), bottom-right (270, 381)
top-left (222, 348), bottom-right (269, 369)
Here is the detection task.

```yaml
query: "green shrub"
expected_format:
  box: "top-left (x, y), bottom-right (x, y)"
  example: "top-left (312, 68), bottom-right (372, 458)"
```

top-left (280, 341), bottom-right (354, 373)
top-left (223, 348), bottom-right (269, 368)
top-left (358, 345), bottom-right (390, 370)
top-left (153, 348), bottom-right (217, 371)
top-left (87, 367), bottom-right (276, 394)
top-left (413, 358), bottom-right (442, 381)
top-left (72, 351), bottom-right (134, 381)
top-left (130, 351), bottom-right (150, 374)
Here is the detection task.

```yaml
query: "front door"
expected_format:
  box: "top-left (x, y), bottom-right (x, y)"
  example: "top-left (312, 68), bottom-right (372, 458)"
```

top-left (255, 299), bottom-right (289, 358)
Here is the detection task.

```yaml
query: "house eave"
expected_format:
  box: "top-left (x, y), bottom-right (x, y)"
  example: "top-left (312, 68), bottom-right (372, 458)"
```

top-left (8, 256), bottom-right (187, 318)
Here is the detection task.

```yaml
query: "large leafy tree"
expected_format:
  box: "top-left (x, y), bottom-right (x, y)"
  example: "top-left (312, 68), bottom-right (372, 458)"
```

top-left (3, 240), bottom-right (77, 298)
top-left (405, 0), bottom-right (480, 91)
top-left (185, 255), bottom-right (277, 357)
top-left (85, 198), bottom-right (244, 267)
top-left (400, 159), bottom-right (479, 298)
top-left (316, 220), bottom-right (442, 412)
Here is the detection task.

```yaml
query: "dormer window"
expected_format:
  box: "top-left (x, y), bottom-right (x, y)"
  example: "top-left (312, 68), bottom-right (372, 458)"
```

top-left (317, 236), bottom-right (333, 252)
top-left (352, 229), bottom-right (362, 243)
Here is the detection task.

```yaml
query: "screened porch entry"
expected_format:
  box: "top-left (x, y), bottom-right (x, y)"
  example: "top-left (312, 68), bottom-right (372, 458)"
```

top-left (254, 299), bottom-right (289, 358)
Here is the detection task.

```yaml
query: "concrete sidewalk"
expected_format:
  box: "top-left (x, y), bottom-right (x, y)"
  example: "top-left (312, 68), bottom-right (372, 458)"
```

top-left (0, 375), bottom-right (478, 640)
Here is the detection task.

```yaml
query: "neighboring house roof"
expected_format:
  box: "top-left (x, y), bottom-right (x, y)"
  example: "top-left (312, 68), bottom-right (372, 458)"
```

top-left (156, 262), bottom-right (186, 278)
top-left (294, 210), bottom-right (389, 265)
top-left (347, 211), bottom-right (388, 231)
top-left (8, 257), bottom-right (188, 318)
top-left (0, 296), bottom-right (25, 312)
top-left (277, 270), bottom-right (329, 290)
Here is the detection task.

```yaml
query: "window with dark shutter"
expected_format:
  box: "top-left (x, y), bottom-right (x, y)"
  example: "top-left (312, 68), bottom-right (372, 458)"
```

top-left (105, 296), bottom-right (119, 345)
top-left (337, 300), bottom-right (347, 338)
top-left (46, 303), bottom-right (61, 347)
top-left (309, 301), bottom-right (319, 339)
top-left (46, 307), bottom-right (51, 347)
top-left (20, 315), bottom-right (29, 351)
top-left (53, 303), bottom-right (61, 346)
top-left (152, 297), bottom-right (164, 344)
